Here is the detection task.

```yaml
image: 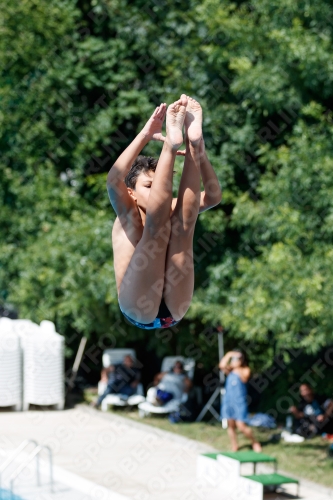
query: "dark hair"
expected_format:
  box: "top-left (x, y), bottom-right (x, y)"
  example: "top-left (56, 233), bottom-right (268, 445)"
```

top-left (232, 348), bottom-right (248, 367)
top-left (124, 155), bottom-right (158, 189)
top-left (300, 383), bottom-right (313, 390)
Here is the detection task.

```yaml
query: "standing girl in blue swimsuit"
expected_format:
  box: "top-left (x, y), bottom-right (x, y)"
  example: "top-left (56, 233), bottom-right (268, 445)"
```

top-left (220, 349), bottom-right (262, 452)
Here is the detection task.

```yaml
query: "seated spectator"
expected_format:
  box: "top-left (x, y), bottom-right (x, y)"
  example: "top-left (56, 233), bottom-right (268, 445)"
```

top-left (147, 360), bottom-right (192, 406)
top-left (289, 383), bottom-right (333, 438)
top-left (93, 354), bottom-right (141, 408)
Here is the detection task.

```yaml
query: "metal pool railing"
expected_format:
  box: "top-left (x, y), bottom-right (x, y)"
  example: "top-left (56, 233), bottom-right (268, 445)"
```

top-left (0, 440), bottom-right (54, 499)
top-left (0, 440), bottom-right (38, 491)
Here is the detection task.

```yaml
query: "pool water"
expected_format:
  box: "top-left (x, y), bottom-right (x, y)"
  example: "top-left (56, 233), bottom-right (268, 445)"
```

top-left (0, 489), bottom-right (24, 500)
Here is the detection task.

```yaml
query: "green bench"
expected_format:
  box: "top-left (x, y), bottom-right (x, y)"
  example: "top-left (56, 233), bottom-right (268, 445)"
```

top-left (218, 450), bottom-right (277, 474)
top-left (244, 473), bottom-right (299, 496)
top-left (197, 451), bottom-right (300, 498)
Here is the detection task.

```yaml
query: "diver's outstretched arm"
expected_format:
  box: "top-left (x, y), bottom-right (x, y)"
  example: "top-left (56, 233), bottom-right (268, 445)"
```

top-left (198, 138), bottom-right (222, 212)
top-left (107, 104), bottom-right (167, 216)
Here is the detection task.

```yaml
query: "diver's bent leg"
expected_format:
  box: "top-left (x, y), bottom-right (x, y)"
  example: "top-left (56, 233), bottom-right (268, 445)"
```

top-left (163, 142), bottom-right (201, 320)
top-left (172, 140), bottom-right (201, 230)
top-left (145, 96), bottom-right (187, 231)
top-left (118, 142), bottom-right (177, 323)
top-left (119, 222), bottom-right (171, 324)
top-left (145, 142), bottom-right (177, 232)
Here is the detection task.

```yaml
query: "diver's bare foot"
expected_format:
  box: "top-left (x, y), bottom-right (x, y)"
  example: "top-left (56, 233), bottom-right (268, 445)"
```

top-left (166, 95), bottom-right (187, 150)
top-left (184, 95), bottom-right (202, 146)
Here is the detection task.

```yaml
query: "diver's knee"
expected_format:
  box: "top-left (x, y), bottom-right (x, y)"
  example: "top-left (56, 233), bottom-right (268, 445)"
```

top-left (119, 294), bottom-right (159, 324)
top-left (167, 299), bottom-right (191, 322)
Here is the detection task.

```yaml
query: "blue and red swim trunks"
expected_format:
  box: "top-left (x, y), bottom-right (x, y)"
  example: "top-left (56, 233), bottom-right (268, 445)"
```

top-left (121, 298), bottom-right (180, 330)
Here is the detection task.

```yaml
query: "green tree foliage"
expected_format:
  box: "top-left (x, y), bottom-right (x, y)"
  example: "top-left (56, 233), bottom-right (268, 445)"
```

top-left (1, 0), bottom-right (333, 369)
top-left (189, 0), bottom-right (333, 354)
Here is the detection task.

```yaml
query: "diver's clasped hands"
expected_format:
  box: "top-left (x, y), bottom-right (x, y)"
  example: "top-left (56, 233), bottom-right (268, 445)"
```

top-left (141, 100), bottom-right (186, 156)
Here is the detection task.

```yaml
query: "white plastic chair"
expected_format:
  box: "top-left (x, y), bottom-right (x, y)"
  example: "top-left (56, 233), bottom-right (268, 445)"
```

top-left (16, 320), bottom-right (65, 410)
top-left (99, 348), bottom-right (145, 411)
top-left (0, 318), bottom-right (65, 411)
top-left (138, 356), bottom-right (195, 417)
top-left (0, 319), bottom-right (22, 410)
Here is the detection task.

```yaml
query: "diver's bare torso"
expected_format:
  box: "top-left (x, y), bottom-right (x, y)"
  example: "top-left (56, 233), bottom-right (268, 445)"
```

top-left (112, 198), bottom-right (178, 293)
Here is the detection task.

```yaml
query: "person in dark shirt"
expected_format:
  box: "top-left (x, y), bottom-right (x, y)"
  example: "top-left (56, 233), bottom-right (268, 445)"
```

top-left (93, 355), bottom-right (141, 407)
top-left (289, 383), bottom-right (333, 438)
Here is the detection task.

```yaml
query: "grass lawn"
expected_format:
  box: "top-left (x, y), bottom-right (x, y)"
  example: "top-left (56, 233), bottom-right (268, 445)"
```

top-left (83, 390), bottom-right (333, 488)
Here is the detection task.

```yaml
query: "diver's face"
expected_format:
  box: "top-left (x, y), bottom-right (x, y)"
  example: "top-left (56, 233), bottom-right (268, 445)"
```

top-left (128, 171), bottom-right (155, 211)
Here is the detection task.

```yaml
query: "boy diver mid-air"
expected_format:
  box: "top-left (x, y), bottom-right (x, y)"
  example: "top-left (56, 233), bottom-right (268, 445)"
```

top-left (107, 95), bottom-right (221, 329)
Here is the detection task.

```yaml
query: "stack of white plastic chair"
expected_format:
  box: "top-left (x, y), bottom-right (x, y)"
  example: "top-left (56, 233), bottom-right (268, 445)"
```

top-left (0, 318), bottom-right (22, 410)
top-left (14, 319), bottom-right (65, 411)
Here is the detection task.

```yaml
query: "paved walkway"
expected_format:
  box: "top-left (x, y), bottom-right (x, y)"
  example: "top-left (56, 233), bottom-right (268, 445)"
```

top-left (0, 406), bottom-right (332, 500)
